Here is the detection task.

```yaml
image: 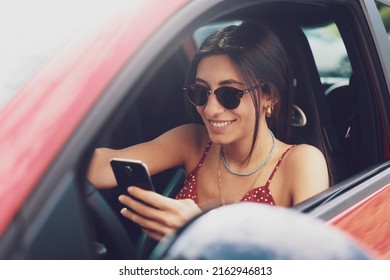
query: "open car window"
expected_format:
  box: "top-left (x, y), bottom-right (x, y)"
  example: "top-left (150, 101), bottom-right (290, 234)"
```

top-left (192, 20), bottom-right (243, 48)
top-left (376, 0), bottom-right (390, 40)
top-left (303, 23), bottom-right (352, 89)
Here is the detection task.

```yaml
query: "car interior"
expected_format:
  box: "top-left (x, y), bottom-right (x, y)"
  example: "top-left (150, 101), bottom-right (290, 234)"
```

top-left (82, 1), bottom-right (387, 259)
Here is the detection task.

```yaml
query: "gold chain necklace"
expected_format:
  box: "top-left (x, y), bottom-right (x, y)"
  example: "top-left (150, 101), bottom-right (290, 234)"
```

top-left (218, 159), bottom-right (226, 206)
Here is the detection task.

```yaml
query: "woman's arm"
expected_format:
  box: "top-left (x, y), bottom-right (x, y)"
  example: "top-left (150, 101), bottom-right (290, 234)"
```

top-left (87, 123), bottom-right (206, 189)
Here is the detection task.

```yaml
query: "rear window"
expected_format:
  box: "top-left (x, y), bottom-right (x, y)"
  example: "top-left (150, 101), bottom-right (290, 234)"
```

top-left (376, 1), bottom-right (390, 39)
top-left (303, 23), bottom-right (352, 86)
top-left (192, 20), bottom-right (243, 48)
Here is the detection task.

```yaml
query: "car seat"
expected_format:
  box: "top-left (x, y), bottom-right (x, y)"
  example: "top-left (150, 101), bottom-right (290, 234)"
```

top-left (326, 75), bottom-right (360, 177)
top-left (268, 21), bottom-right (348, 185)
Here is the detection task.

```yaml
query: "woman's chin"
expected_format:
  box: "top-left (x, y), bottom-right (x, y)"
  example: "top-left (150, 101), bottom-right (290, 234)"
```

top-left (208, 134), bottom-right (232, 145)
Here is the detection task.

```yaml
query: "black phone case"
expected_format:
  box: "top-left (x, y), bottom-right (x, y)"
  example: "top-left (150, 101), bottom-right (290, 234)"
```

top-left (110, 159), bottom-right (154, 191)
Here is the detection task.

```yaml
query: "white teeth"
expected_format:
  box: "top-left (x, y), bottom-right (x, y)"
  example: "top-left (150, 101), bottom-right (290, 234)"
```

top-left (209, 120), bottom-right (232, 127)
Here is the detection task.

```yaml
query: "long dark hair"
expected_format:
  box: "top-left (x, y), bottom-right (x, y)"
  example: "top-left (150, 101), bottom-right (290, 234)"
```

top-left (185, 21), bottom-right (295, 161)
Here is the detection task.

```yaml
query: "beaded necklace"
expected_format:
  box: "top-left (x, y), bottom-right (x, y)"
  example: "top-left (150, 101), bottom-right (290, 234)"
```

top-left (220, 130), bottom-right (275, 177)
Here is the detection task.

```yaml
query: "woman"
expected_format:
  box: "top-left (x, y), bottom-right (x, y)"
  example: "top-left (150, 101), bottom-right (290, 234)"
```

top-left (87, 21), bottom-right (329, 240)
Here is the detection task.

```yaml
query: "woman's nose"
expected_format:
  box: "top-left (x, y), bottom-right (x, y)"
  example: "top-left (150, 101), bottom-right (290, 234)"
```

top-left (204, 91), bottom-right (225, 114)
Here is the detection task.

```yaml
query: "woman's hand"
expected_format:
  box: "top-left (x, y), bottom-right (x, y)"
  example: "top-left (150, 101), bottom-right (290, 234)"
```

top-left (118, 187), bottom-right (202, 240)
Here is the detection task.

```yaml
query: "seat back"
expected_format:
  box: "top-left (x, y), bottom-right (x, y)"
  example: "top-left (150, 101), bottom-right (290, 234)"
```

top-left (269, 22), bottom-right (348, 185)
top-left (326, 76), bottom-right (360, 177)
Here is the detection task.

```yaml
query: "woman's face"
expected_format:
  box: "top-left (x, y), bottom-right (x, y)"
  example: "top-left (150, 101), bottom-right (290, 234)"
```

top-left (195, 55), bottom-right (259, 145)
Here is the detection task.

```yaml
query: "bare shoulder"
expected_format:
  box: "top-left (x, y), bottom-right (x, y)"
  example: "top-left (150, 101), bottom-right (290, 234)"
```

top-left (169, 123), bottom-right (208, 139)
top-left (160, 123), bottom-right (210, 172)
top-left (283, 144), bottom-right (329, 205)
top-left (160, 123), bottom-right (209, 149)
top-left (285, 144), bottom-right (326, 165)
top-left (155, 123), bottom-right (209, 160)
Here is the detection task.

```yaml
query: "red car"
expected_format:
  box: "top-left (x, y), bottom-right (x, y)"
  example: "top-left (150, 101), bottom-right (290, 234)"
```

top-left (0, 0), bottom-right (389, 260)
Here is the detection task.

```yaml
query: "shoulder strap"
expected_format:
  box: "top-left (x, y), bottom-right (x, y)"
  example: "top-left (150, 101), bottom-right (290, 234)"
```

top-left (264, 145), bottom-right (295, 188)
top-left (189, 140), bottom-right (212, 174)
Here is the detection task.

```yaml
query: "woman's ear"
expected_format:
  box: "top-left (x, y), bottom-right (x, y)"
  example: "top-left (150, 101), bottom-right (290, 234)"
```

top-left (262, 96), bottom-right (278, 118)
top-left (261, 94), bottom-right (277, 107)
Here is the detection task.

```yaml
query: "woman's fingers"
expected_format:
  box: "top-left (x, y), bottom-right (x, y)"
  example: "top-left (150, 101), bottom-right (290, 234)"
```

top-left (120, 207), bottom-right (173, 236)
top-left (118, 186), bottom-right (202, 239)
top-left (120, 187), bottom-right (189, 226)
top-left (143, 229), bottom-right (165, 241)
top-left (118, 194), bottom-right (166, 227)
top-left (127, 187), bottom-right (201, 218)
top-left (119, 193), bottom-right (185, 230)
top-left (127, 186), bottom-right (176, 210)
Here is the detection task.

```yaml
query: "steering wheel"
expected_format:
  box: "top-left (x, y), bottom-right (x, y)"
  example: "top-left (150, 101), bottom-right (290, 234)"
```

top-left (84, 182), bottom-right (137, 259)
top-left (83, 168), bottom-right (186, 259)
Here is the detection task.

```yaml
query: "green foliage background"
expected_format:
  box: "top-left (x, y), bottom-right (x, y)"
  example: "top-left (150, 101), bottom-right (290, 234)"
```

top-left (378, 3), bottom-right (390, 33)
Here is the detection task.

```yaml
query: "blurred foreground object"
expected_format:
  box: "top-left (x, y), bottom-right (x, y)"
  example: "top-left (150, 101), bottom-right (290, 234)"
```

top-left (152, 203), bottom-right (372, 260)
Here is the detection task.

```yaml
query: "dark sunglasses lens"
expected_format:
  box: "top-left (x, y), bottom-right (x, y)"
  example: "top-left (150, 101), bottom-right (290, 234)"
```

top-left (184, 85), bottom-right (208, 106)
top-left (216, 87), bottom-right (241, 109)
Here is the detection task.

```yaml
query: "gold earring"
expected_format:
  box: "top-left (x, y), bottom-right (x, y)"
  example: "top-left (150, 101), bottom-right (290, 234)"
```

top-left (266, 105), bottom-right (272, 118)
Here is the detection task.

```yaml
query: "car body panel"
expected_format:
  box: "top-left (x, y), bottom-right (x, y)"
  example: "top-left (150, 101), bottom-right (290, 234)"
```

top-left (0, 0), bottom-right (188, 236)
top-left (330, 184), bottom-right (390, 259)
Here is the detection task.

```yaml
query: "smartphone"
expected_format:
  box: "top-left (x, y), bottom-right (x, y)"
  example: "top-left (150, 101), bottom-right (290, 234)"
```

top-left (110, 158), bottom-right (155, 191)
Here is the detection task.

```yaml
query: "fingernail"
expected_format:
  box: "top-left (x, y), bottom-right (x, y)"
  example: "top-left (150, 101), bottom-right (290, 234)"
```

top-left (118, 195), bottom-right (124, 202)
top-left (128, 187), bottom-right (135, 193)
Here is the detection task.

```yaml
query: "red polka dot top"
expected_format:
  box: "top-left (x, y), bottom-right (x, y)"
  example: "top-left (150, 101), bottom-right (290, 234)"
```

top-left (175, 141), bottom-right (295, 206)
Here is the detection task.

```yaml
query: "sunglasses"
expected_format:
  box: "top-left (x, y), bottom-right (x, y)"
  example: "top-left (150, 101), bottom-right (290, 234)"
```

top-left (182, 83), bottom-right (264, 110)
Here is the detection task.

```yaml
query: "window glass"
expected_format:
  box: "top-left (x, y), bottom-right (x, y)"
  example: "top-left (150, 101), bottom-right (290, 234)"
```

top-left (302, 23), bottom-right (352, 87)
top-left (193, 21), bottom-right (352, 89)
top-left (376, 1), bottom-right (390, 40)
top-left (192, 20), bottom-right (243, 48)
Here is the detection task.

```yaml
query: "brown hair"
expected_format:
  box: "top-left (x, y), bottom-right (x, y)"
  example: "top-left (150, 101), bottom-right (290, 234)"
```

top-left (185, 21), bottom-right (295, 161)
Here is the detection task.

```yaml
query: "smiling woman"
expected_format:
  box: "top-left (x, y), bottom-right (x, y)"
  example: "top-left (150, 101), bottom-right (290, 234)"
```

top-left (87, 21), bottom-right (329, 242)
top-left (0, 0), bottom-right (388, 264)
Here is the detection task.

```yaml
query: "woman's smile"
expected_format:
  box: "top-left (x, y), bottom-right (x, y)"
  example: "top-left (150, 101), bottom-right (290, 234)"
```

top-left (209, 119), bottom-right (234, 128)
